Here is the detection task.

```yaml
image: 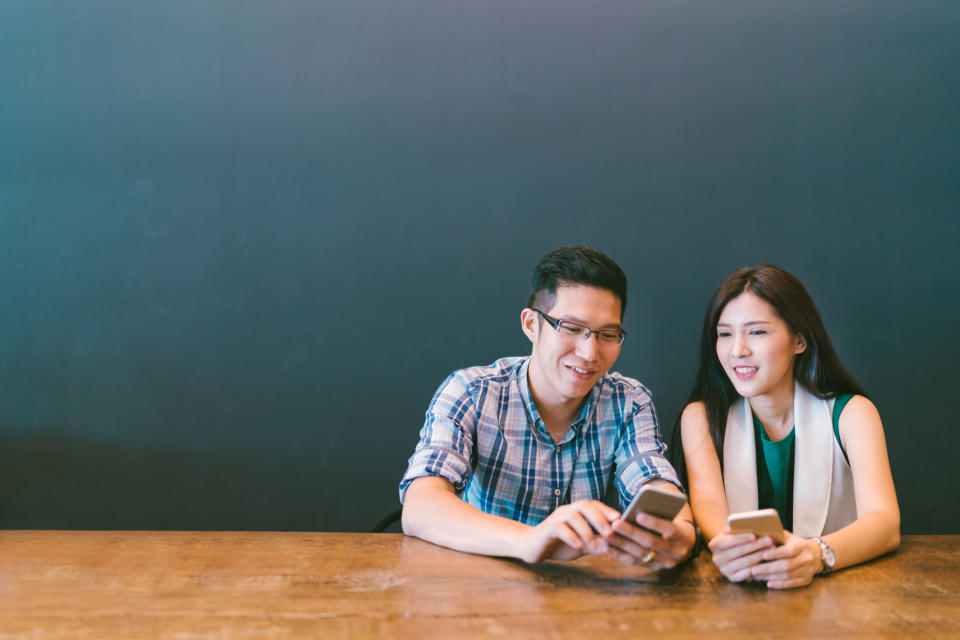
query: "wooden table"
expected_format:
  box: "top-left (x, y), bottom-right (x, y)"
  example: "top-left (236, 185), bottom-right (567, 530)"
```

top-left (0, 532), bottom-right (956, 638)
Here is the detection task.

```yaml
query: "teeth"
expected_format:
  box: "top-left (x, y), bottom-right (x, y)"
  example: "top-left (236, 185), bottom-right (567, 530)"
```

top-left (572, 367), bottom-right (588, 374)
top-left (735, 367), bottom-right (757, 374)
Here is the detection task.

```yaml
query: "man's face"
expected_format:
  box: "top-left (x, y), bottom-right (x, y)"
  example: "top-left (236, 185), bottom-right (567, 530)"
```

top-left (522, 285), bottom-right (623, 410)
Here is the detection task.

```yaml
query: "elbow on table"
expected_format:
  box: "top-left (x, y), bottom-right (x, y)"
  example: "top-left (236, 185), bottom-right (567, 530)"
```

top-left (400, 502), bottom-right (421, 537)
top-left (881, 510), bottom-right (901, 554)
top-left (888, 520), bottom-right (901, 553)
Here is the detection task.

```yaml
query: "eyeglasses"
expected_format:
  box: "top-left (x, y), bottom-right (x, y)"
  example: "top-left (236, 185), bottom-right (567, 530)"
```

top-left (531, 309), bottom-right (626, 346)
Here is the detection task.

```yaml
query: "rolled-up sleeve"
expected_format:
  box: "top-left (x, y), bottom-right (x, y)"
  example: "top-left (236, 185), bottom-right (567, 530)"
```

top-left (399, 373), bottom-right (478, 503)
top-left (613, 391), bottom-right (683, 509)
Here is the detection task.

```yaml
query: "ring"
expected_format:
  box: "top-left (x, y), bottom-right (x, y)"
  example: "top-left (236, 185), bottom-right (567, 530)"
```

top-left (642, 550), bottom-right (656, 564)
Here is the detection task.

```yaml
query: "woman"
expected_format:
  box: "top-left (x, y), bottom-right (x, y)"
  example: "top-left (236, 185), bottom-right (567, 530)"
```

top-left (674, 264), bottom-right (899, 589)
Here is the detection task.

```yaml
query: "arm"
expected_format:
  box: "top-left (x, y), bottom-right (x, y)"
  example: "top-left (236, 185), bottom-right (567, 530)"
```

top-left (823, 395), bottom-right (901, 565)
top-left (603, 392), bottom-right (696, 567)
top-left (402, 476), bottom-right (620, 563)
top-left (752, 395), bottom-right (900, 588)
top-left (399, 369), bottom-right (620, 563)
top-left (681, 402), bottom-right (775, 581)
top-left (679, 402), bottom-right (729, 540)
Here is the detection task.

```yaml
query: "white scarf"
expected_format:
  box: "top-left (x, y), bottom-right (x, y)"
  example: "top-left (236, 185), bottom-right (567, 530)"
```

top-left (722, 382), bottom-right (833, 537)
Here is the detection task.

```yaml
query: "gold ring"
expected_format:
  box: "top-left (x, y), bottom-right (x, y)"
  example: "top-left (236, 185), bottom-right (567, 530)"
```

top-left (642, 550), bottom-right (656, 564)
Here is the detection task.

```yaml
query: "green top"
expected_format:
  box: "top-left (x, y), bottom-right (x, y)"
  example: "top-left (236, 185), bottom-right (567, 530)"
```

top-left (753, 393), bottom-right (853, 532)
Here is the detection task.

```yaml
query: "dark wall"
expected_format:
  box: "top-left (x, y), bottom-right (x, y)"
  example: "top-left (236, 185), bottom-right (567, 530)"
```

top-left (1, 1), bottom-right (957, 533)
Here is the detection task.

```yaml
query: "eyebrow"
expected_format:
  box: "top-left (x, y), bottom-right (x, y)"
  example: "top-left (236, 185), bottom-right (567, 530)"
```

top-left (716, 320), bottom-right (773, 328)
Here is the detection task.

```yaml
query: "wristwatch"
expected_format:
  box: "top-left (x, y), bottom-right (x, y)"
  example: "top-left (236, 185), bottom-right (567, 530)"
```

top-left (813, 536), bottom-right (836, 575)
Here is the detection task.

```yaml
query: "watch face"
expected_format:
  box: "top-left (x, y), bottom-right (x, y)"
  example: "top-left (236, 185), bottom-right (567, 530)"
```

top-left (816, 537), bottom-right (836, 570)
top-left (824, 546), bottom-right (836, 567)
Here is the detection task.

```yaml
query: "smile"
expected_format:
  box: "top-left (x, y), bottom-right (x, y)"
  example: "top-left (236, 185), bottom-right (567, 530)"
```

top-left (566, 365), bottom-right (593, 379)
top-left (734, 366), bottom-right (758, 379)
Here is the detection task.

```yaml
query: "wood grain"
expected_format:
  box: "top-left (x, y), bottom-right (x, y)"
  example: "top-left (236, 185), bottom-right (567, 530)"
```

top-left (0, 532), bottom-right (956, 638)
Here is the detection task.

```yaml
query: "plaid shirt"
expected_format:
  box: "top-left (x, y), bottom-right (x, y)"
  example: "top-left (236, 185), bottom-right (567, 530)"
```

top-left (399, 357), bottom-right (681, 525)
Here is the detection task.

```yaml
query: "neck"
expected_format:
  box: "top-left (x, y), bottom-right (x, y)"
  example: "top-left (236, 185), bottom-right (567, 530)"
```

top-left (747, 379), bottom-right (796, 440)
top-left (526, 374), bottom-right (586, 443)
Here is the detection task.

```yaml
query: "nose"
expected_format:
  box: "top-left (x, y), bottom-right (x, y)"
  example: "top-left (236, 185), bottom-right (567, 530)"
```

top-left (575, 331), bottom-right (601, 360)
top-left (731, 332), bottom-right (750, 358)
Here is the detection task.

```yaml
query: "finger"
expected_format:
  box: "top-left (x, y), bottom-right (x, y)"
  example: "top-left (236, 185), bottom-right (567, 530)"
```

top-left (592, 501), bottom-right (623, 523)
top-left (712, 537), bottom-right (772, 565)
top-left (760, 541), bottom-right (802, 561)
top-left (573, 502), bottom-right (616, 537)
top-left (608, 523), bottom-right (680, 563)
top-left (708, 532), bottom-right (757, 552)
top-left (605, 531), bottom-right (652, 561)
top-left (728, 567), bottom-right (754, 582)
top-left (766, 576), bottom-right (813, 590)
top-left (604, 545), bottom-right (640, 565)
top-left (632, 512), bottom-right (674, 536)
top-left (554, 522), bottom-right (583, 551)
top-left (610, 519), bottom-right (663, 547)
top-left (750, 559), bottom-right (793, 579)
top-left (715, 546), bottom-right (768, 576)
top-left (563, 512), bottom-right (607, 553)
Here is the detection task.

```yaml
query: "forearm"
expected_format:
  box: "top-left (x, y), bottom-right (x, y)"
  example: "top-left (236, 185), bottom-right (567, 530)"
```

top-left (401, 476), bottom-right (529, 559)
top-left (689, 498), bottom-right (729, 542)
top-left (821, 508), bottom-right (900, 571)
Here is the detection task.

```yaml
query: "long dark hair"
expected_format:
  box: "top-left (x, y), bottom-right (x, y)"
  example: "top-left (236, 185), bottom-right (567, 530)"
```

top-left (671, 263), bottom-right (867, 484)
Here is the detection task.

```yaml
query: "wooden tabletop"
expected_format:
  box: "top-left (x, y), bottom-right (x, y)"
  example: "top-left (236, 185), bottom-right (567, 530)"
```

top-left (0, 531), bottom-right (956, 638)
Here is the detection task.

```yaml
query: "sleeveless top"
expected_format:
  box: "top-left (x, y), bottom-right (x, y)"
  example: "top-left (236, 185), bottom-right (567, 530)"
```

top-left (754, 394), bottom-right (852, 531)
top-left (723, 383), bottom-right (859, 537)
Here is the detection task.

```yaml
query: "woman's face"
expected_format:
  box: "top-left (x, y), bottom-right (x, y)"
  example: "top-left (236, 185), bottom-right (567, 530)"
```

top-left (715, 291), bottom-right (806, 400)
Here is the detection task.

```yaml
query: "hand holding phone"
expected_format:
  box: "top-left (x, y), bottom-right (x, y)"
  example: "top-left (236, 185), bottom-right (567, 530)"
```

top-left (619, 485), bottom-right (688, 525)
top-left (726, 508), bottom-right (785, 545)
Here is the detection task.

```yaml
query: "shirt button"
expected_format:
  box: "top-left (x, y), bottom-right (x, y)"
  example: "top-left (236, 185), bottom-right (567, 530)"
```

top-left (555, 446), bottom-right (561, 453)
top-left (554, 489), bottom-right (561, 496)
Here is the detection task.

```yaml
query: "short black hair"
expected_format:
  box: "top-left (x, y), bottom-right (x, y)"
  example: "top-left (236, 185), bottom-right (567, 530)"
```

top-left (527, 246), bottom-right (627, 318)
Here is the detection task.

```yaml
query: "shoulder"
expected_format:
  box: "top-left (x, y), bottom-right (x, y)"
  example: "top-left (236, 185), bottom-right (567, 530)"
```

top-left (836, 394), bottom-right (883, 435)
top-left (601, 370), bottom-right (653, 405)
top-left (681, 401), bottom-right (708, 425)
top-left (680, 401), bottom-right (710, 436)
top-left (450, 356), bottom-right (523, 385)
top-left (438, 356), bottom-right (525, 400)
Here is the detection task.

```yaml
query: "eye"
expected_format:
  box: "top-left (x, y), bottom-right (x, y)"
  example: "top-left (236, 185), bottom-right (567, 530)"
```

top-left (599, 331), bottom-right (621, 343)
top-left (749, 329), bottom-right (768, 336)
top-left (559, 324), bottom-right (583, 336)
top-left (717, 331), bottom-right (731, 338)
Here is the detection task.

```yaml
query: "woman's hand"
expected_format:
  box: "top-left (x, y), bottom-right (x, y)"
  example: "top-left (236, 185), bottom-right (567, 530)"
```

top-left (748, 531), bottom-right (824, 589)
top-left (708, 527), bottom-right (775, 582)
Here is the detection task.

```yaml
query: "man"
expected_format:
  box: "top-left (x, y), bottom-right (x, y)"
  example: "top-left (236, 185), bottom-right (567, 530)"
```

top-left (399, 246), bottom-right (696, 567)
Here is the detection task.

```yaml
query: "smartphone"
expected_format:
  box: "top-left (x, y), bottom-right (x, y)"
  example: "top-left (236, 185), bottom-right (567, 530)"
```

top-left (727, 508), bottom-right (785, 545)
top-left (619, 485), bottom-right (688, 524)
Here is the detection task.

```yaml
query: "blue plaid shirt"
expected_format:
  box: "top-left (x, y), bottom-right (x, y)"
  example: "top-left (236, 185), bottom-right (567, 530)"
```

top-left (399, 357), bottom-right (682, 525)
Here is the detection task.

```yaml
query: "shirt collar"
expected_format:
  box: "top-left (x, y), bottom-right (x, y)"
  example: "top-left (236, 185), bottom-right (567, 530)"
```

top-left (515, 357), bottom-right (602, 438)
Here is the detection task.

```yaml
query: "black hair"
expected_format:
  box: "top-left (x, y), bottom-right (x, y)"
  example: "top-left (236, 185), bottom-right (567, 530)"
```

top-left (527, 246), bottom-right (627, 318)
top-left (670, 263), bottom-right (867, 484)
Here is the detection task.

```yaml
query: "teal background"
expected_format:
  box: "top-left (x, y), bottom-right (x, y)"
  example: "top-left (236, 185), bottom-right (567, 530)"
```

top-left (1, 1), bottom-right (958, 532)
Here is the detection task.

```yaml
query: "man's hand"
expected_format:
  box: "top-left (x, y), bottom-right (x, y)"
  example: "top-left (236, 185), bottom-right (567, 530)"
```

top-left (515, 500), bottom-right (620, 564)
top-left (604, 511), bottom-right (697, 570)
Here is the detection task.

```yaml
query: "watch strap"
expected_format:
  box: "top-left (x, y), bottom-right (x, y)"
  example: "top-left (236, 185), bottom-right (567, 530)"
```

top-left (813, 536), bottom-right (836, 575)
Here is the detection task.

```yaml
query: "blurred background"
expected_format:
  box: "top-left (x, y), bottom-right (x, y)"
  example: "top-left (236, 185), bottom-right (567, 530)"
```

top-left (1, 0), bottom-right (957, 533)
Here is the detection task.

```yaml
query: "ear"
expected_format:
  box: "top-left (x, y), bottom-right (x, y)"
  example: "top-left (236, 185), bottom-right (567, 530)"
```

top-left (520, 308), bottom-right (538, 343)
top-left (794, 334), bottom-right (807, 355)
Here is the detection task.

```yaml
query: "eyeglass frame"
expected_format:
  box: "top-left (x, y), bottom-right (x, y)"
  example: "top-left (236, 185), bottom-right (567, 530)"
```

top-left (530, 308), bottom-right (626, 346)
